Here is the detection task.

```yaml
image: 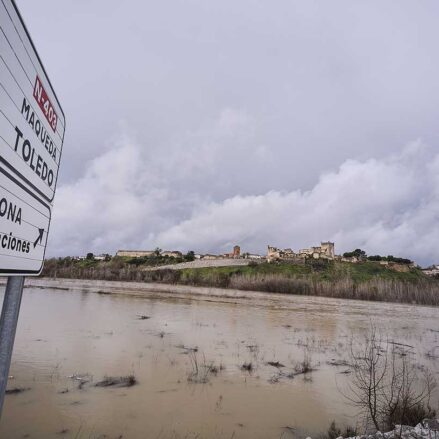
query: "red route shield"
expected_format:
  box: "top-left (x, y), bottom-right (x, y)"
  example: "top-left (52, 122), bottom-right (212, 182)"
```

top-left (33, 76), bottom-right (58, 132)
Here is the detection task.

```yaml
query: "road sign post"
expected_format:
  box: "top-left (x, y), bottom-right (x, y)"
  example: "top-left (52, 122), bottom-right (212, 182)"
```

top-left (0, 0), bottom-right (66, 417)
top-left (0, 276), bottom-right (24, 415)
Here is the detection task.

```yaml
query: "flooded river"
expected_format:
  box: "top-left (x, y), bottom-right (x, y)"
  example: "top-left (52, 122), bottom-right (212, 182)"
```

top-left (0, 279), bottom-right (438, 439)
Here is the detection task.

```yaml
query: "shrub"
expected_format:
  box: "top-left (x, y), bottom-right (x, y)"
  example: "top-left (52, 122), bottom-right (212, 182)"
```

top-left (343, 249), bottom-right (366, 258)
top-left (343, 325), bottom-right (437, 432)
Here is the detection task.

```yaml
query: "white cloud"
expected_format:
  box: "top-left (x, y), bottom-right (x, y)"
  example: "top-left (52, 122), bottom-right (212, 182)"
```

top-left (154, 141), bottom-right (439, 265)
top-left (49, 118), bottom-right (439, 266)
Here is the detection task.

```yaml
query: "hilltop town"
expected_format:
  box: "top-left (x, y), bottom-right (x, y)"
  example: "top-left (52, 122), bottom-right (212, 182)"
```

top-left (66, 240), bottom-right (439, 277)
top-left (116, 242), bottom-right (338, 262)
top-left (114, 241), bottom-right (415, 268)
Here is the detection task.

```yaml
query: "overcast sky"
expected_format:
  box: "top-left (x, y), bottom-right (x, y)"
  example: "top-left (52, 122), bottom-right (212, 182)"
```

top-left (17, 0), bottom-right (439, 265)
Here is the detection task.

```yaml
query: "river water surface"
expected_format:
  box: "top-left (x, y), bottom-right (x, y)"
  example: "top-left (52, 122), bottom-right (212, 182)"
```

top-left (0, 279), bottom-right (438, 439)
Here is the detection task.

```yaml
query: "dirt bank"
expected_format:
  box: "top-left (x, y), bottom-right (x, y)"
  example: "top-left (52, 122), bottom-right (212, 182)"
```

top-left (3, 277), bottom-right (437, 315)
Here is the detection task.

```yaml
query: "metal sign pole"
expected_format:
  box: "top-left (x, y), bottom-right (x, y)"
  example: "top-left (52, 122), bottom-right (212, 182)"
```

top-left (0, 0), bottom-right (65, 419)
top-left (0, 276), bottom-right (25, 417)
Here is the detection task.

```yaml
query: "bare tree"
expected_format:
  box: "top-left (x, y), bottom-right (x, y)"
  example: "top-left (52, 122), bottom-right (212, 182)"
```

top-left (383, 347), bottom-right (436, 430)
top-left (341, 325), bottom-right (436, 432)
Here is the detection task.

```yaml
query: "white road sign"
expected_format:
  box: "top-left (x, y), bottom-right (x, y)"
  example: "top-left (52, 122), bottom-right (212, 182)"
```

top-left (0, 0), bottom-right (65, 275)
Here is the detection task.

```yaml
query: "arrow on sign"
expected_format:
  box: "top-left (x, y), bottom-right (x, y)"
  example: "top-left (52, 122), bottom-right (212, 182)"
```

top-left (33, 228), bottom-right (44, 248)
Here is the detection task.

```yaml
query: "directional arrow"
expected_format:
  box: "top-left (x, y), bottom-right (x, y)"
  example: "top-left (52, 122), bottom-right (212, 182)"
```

top-left (33, 228), bottom-right (44, 248)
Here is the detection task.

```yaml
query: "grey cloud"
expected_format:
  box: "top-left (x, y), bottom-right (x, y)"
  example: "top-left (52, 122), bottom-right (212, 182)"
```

top-left (15, 1), bottom-right (439, 264)
top-left (19, 0), bottom-right (439, 190)
top-left (49, 118), bottom-right (439, 265)
top-left (154, 141), bottom-right (439, 266)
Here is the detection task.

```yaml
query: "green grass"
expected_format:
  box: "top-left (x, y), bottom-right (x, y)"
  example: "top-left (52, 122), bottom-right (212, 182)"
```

top-left (328, 261), bottom-right (424, 283)
top-left (335, 261), bottom-right (425, 283)
top-left (180, 262), bottom-right (311, 279)
top-left (179, 261), bottom-right (427, 285)
top-left (75, 259), bottom-right (99, 269)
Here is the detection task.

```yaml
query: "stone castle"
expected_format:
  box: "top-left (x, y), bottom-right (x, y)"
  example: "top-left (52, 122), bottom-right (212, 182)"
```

top-left (267, 242), bottom-right (335, 262)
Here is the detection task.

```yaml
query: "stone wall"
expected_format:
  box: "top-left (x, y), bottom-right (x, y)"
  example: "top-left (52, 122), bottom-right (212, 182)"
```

top-left (116, 250), bottom-right (155, 258)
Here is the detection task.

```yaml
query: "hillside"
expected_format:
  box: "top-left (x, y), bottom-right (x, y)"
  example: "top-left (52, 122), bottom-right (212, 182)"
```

top-left (41, 257), bottom-right (439, 306)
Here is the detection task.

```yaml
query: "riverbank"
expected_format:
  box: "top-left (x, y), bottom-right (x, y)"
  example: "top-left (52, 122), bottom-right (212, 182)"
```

top-left (320, 420), bottom-right (439, 439)
top-left (5, 277), bottom-right (438, 318)
top-left (41, 258), bottom-right (439, 306)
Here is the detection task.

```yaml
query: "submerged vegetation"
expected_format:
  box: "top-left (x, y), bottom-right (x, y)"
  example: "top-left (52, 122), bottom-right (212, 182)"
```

top-left (95, 375), bottom-right (137, 388)
top-left (5, 387), bottom-right (30, 395)
top-left (42, 257), bottom-right (439, 306)
top-left (186, 351), bottom-right (220, 384)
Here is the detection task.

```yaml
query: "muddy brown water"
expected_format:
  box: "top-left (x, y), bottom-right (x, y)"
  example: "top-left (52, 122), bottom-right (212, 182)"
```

top-left (0, 279), bottom-right (438, 439)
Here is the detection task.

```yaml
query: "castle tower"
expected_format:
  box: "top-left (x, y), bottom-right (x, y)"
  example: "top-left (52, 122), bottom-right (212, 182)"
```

top-left (233, 245), bottom-right (241, 258)
top-left (320, 242), bottom-right (335, 258)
